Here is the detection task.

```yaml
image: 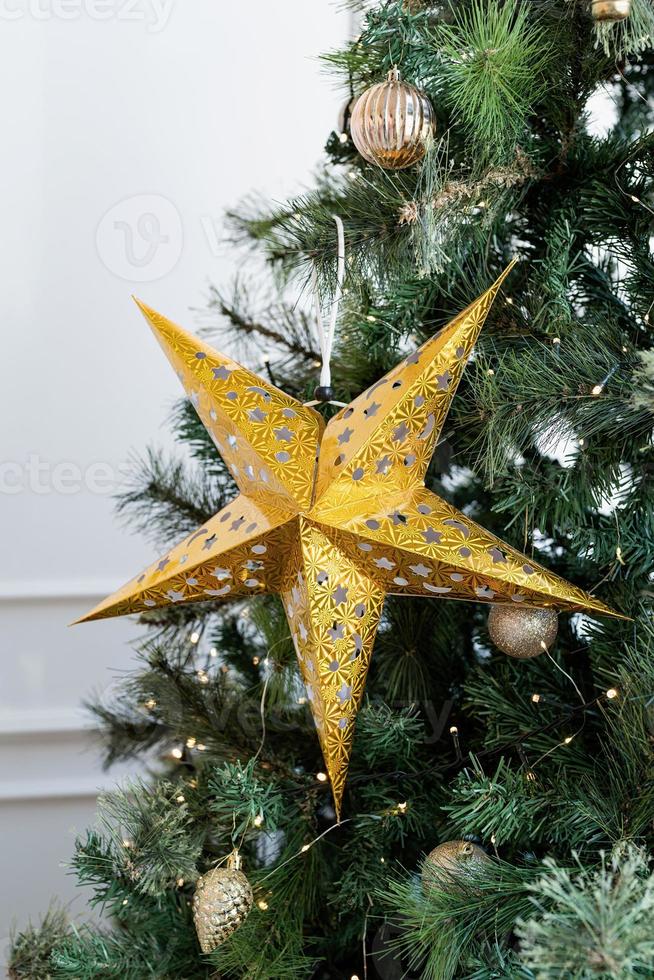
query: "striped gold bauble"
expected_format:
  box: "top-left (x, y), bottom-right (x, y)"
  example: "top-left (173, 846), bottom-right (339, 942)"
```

top-left (350, 68), bottom-right (435, 170)
top-left (591, 0), bottom-right (631, 21)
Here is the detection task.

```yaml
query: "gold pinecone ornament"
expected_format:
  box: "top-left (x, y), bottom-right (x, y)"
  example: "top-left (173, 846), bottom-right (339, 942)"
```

top-left (422, 840), bottom-right (491, 895)
top-left (193, 850), bottom-right (253, 953)
top-left (350, 68), bottom-right (435, 169)
top-left (591, 0), bottom-right (631, 21)
top-left (488, 605), bottom-right (558, 659)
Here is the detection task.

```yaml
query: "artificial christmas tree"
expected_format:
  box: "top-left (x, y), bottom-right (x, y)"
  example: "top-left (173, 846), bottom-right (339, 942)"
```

top-left (10, 1), bottom-right (654, 978)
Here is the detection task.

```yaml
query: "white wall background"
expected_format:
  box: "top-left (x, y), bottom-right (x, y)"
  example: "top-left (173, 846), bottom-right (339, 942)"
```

top-left (0, 0), bottom-right (351, 965)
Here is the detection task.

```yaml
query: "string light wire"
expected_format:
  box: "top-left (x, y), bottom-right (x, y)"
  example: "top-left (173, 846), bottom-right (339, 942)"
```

top-left (257, 818), bottom-right (355, 884)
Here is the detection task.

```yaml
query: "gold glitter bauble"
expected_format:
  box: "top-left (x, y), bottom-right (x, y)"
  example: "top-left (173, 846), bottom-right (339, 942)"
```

top-left (193, 852), bottom-right (253, 953)
top-left (350, 68), bottom-right (435, 169)
top-left (488, 605), bottom-right (558, 659)
top-left (422, 840), bottom-right (491, 895)
top-left (591, 0), bottom-right (631, 21)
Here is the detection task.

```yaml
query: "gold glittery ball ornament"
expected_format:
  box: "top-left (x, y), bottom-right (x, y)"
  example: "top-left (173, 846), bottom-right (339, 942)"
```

top-left (488, 605), bottom-right (558, 659)
top-left (422, 840), bottom-right (491, 895)
top-left (350, 68), bottom-right (435, 169)
top-left (591, 0), bottom-right (631, 21)
top-left (193, 850), bottom-right (253, 953)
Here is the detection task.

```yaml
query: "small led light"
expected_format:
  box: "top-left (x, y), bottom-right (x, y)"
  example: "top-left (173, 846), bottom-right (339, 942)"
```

top-left (531, 693), bottom-right (541, 703)
top-left (487, 368), bottom-right (495, 376)
top-left (351, 975), bottom-right (361, 980)
top-left (564, 736), bottom-right (574, 745)
top-left (366, 314), bottom-right (377, 322)
top-left (144, 698), bottom-right (157, 710)
top-left (190, 631), bottom-right (200, 644)
top-left (176, 794), bottom-right (185, 803)
top-left (301, 844), bottom-right (311, 853)
top-left (122, 839), bottom-right (132, 849)
top-left (397, 802), bottom-right (408, 812)
top-left (253, 814), bottom-right (264, 828)
top-left (606, 688), bottom-right (619, 700)
top-left (257, 900), bottom-right (269, 911)
top-left (171, 747), bottom-right (183, 760)
top-left (591, 384), bottom-right (603, 396)
top-left (122, 899), bottom-right (129, 906)
top-left (186, 737), bottom-right (197, 749)
top-left (316, 772), bottom-right (328, 783)
top-left (506, 296), bottom-right (514, 305)
top-left (196, 743), bottom-right (207, 752)
top-left (252, 656), bottom-right (260, 666)
top-left (297, 696), bottom-right (307, 705)
top-left (578, 437), bottom-right (585, 446)
top-left (339, 132), bottom-right (348, 144)
top-left (490, 834), bottom-right (496, 845)
top-left (526, 770), bottom-right (536, 781)
top-left (449, 725), bottom-right (458, 735)
top-left (210, 647), bottom-right (218, 658)
top-left (380, 857), bottom-right (386, 864)
top-left (552, 337), bottom-right (561, 345)
top-left (177, 877), bottom-right (185, 887)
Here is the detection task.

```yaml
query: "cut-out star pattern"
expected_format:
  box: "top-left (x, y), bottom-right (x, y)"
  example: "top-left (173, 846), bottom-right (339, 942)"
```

top-left (78, 263), bottom-right (618, 818)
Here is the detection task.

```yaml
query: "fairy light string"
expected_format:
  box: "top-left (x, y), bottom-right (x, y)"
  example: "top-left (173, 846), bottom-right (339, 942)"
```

top-left (169, 627), bottom-right (625, 808)
top-left (191, 688), bottom-right (623, 927)
top-left (177, 638), bottom-right (625, 979)
top-left (257, 818), bottom-right (356, 884)
top-left (170, 548), bottom-right (626, 917)
top-left (339, 685), bottom-right (623, 792)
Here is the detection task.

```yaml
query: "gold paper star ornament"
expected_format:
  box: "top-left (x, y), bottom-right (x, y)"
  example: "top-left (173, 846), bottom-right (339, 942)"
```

top-left (79, 264), bottom-right (617, 817)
